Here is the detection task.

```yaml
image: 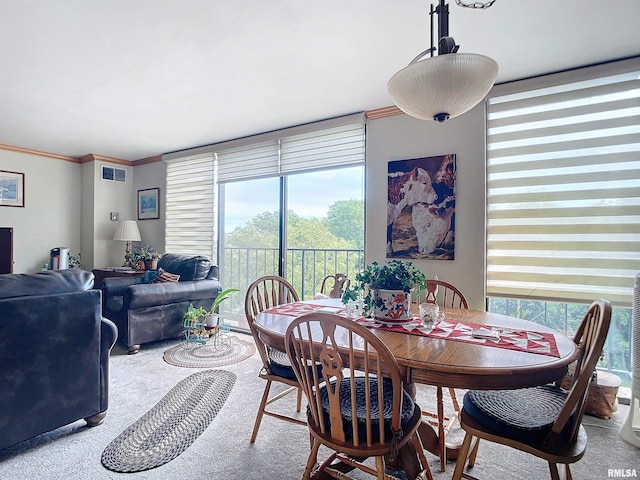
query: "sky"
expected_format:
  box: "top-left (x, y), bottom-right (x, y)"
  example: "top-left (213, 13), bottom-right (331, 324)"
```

top-left (222, 166), bottom-right (364, 232)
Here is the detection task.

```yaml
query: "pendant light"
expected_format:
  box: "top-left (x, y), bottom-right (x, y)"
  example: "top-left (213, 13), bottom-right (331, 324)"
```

top-left (387, 0), bottom-right (498, 122)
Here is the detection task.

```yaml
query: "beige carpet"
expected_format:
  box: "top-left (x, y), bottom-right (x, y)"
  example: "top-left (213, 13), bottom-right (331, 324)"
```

top-left (0, 334), bottom-right (637, 480)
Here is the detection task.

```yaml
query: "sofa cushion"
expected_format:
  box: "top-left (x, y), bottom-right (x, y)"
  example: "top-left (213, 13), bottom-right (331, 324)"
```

top-left (0, 269), bottom-right (94, 300)
top-left (157, 254), bottom-right (212, 281)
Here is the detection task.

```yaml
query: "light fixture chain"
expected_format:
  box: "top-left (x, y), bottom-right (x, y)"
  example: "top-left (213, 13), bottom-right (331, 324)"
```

top-left (454, 0), bottom-right (497, 9)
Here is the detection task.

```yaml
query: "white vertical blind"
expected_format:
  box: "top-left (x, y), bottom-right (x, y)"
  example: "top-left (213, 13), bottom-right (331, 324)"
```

top-left (486, 57), bottom-right (640, 306)
top-left (164, 152), bottom-right (216, 259)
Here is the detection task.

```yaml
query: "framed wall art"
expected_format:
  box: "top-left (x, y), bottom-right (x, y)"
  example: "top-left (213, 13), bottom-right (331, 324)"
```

top-left (387, 154), bottom-right (456, 260)
top-left (137, 187), bottom-right (160, 220)
top-left (0, 170), bottom-right (25, 207)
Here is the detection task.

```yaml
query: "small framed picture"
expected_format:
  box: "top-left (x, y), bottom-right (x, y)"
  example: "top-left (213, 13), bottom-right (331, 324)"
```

top-left (137, 187), bottom-right (160, 220)
top-left (0, 170), bottom-right (25, 207)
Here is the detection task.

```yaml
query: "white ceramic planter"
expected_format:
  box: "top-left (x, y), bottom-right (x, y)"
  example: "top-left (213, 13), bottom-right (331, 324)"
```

top-left (372, 289), bottom-right (411, 322)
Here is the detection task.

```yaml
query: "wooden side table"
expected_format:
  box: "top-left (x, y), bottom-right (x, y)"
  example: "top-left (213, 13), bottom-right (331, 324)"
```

top-left (92, 268), bottom-right (145, 289)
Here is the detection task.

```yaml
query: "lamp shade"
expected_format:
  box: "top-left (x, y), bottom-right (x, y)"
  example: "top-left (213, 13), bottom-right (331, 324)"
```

top-left (113, 220), bottom-right (141, 242)
top-left (387, 52), bottom-right (499, 122)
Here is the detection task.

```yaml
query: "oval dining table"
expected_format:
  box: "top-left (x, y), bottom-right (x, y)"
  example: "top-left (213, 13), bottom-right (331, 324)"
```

top-left (253, 298), bottom-right (578, 476)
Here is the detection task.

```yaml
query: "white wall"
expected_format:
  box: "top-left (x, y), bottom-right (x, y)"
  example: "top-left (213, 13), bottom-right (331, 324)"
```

top-left (1, 106), bottom-right (487, 298)
top-left (365, 104), bottom-right (486, 309)
top-left (132, 162), bottom-right (166, 254)
top-left (93, 162), bottom-right (137, 268)
top-left (0, 151), bottom-right (165, 273)
top-left (0, 151), bottom-right (81, 273)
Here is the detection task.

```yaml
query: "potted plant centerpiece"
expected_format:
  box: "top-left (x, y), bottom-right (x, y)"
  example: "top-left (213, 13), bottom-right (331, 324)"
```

top-left (342, 260), bottom-right (425, 322)
top-left (130, 244), bottom-right (162, 270)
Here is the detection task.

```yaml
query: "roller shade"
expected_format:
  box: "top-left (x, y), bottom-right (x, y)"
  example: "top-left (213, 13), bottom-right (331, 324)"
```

top-left (214, 113), bottom-right (365, 183)
top-left (164, 152), bottom-right (216, 259)
top-left (486, 57), bottom-right (640, 307)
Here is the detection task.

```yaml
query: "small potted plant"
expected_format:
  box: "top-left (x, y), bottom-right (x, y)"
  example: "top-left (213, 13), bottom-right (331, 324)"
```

top-left (343, 260), bottom-right (425, 322)
top-left (130, 244), bottom-right (162, 270)
top-left (204, 288), bottom-right (240, 327)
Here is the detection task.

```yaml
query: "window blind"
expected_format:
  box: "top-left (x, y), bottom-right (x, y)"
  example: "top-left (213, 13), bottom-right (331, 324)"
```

top-left (215, 139), bottom-right (279, 183)
top-left (280, 122), bottom-right (365, 174)
top-left (162, 113), bottom-right (365, 259)
top-left (214, 113), bottom-right (365, 183)
top-left (164, 152), bottom-right (216, 258)
top-left (486, 57), bottom-right (640, 307)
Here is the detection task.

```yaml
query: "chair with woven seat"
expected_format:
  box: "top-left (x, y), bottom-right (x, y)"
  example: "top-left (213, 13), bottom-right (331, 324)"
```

top-left (422, 278), bottom-right (468, 310)
top-left (319, 273), bottom-right (350, 299)
top-left (420, 278), bottom-right (469, 471)
top-left (451, 298), bottom-right (612, 480)
top-left (244, 275), bottom-right (306, 442)
top-left (285, 311), bottom-right (433, 480)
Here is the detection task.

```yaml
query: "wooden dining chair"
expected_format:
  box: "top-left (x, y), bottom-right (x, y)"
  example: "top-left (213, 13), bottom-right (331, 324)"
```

top-left (319, 273), bottom-right (350, 298)
top-left (421, 278), bottom-right (469, 471)
top-left (423, 278), bottom-right (468, 309)
top-left (285, 311), bottom-right (433, 480)
top-left (451, 298), bottom-right (612, 480)
top-left (244, 275), bottom-right (306, 442)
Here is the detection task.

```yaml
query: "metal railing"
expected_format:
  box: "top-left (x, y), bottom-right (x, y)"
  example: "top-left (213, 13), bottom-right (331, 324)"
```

top-left (219, 247), bottom-right (364, 328)
top-left (487, 297), bottom-right (633, 387)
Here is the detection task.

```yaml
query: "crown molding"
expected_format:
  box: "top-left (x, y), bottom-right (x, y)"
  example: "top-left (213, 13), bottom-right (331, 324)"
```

top-left (0, 143), bottom-right (81, 163)
top-left (365, 105), bottom-right (404, 119)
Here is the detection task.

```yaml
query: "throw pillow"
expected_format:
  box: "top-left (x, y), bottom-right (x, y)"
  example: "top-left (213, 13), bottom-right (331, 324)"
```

top-left (151, 269), bottom-right (180, 283)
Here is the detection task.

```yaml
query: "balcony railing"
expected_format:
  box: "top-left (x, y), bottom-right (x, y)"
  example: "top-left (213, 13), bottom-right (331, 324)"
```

top-left (488, 297), bottom-right (633, 388)
top-left (219, 247), bottom-right (364, 327)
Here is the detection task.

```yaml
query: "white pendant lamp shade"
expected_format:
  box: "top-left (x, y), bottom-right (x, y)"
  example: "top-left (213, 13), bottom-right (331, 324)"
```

top-left (388, 52), bottom-right (499, 122)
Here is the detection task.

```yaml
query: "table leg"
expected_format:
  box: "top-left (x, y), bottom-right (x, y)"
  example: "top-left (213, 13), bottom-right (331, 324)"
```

top-left (417, 420), bottom-right (461, 469)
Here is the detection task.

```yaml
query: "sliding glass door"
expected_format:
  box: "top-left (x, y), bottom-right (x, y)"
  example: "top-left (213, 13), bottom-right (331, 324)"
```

top-left (219, 166), bottom-right (364, 332)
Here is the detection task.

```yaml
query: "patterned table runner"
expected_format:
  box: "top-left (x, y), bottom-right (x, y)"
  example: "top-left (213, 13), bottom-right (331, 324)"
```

top-left (261, 303), bottom-right (560, 357)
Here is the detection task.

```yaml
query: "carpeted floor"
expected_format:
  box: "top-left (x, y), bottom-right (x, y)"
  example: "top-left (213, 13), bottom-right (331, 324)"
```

top-left (0, 334), bottom-right (637, 480)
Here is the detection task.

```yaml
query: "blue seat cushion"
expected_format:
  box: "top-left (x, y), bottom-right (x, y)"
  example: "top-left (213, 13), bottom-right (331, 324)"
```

top-left (318, 377), bottom-right (415, 443)
top-left (267, 348), bottom-right (322, 381)
top-left (463, 385), bottom-right (570, 445)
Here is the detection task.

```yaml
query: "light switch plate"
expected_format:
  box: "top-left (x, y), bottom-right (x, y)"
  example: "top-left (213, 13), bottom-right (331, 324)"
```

top-left (110, 212), bottom-right (119, 221)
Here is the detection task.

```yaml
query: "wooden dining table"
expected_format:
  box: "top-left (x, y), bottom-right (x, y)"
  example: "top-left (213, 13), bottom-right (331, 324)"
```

top-left (253, 298), bottom-right (578, 477)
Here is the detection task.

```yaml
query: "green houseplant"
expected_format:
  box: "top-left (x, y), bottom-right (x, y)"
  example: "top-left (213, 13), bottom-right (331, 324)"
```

top-left (182, 288), bottom-right (240, 329)
top-left (130, 244), bottom-right (162, 270)
top-left (342, 260), bottom-right (426, 320)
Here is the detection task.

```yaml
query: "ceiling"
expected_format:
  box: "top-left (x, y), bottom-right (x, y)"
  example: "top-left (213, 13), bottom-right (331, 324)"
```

top-left (1, 0), bottom-right (639, 162)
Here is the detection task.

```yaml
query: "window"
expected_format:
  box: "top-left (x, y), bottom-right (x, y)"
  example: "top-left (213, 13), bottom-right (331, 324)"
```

top-left (486, 57), bottom-right (640, 307)
top-left (486, 57), bottom-right (640, 387)
top-left (163, 114), bottom-right (366, 331)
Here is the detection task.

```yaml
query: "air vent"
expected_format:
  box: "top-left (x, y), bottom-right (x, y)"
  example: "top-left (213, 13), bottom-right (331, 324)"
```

top-left (102, 165), bottom-right (126, 182)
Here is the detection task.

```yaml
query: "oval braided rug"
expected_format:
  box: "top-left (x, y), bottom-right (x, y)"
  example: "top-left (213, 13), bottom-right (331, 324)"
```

top-left (163, 335), bottom-right (256, 368)
top-left (101, 369), bottom-right (236, 473)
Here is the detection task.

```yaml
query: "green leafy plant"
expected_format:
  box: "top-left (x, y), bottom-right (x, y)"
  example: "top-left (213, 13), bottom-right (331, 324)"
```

top-left (68, 252), bottom-right (86, 269)
top-left (130, 244), bottom-right (162, 263)
top-left (209, 288), bottom-right (240, 314)
top-left (342, 260), bottom-right (426, 315)
top-left (182, 304), bottom-right (207, 326)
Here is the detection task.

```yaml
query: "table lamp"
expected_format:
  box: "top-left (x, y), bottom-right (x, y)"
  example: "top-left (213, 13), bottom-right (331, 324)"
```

top-left (113, 220), bottom-right (141, 267)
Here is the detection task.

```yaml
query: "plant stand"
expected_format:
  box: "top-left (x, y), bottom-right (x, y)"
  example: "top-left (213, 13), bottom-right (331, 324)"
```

top-left (183, 315), bottom-right (231, 352)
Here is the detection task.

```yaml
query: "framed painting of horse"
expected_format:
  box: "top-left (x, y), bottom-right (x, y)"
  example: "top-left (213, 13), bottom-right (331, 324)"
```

top-left (387, 154), bottom-right (456, 260)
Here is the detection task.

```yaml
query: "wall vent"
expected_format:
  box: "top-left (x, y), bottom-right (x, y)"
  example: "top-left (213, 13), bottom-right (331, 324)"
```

top-left (102, 165), bottom-right (126, 182)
